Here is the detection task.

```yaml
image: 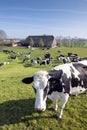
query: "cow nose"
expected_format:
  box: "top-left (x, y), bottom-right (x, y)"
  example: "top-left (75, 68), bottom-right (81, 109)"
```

top-left (35, 108), bottom-right (44, 112)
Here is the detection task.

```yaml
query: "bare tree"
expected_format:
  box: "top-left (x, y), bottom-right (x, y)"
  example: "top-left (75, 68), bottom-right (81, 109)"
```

top-left (0, 29), bottom-right (7, 39)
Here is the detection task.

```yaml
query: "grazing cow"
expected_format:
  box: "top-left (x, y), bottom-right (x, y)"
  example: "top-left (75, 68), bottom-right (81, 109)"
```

top-left (31, 57), bottom-right (42, 64)
top-left (57, 55), bottom-right (69, 64)
top-left (40, 58), bottom-right (52, 65)
top-left (0, 62), bottom-right (9, 67)
top-left (22, 60), bottom-right (87, 118)
top-left (44, 52), bottom-right (51, 59)
top-left (3, 62), bottom-right (9, 65)
top-left (10, 54), bottom-right (18, 60)
top-left (23, 55), bottom-right (30, 63)
top-left (67, 53), bottom-right (79, 62)
top-left (31, 59), bottom-right (38, 64)
top-left (3, 50), bottom-right (11, 53)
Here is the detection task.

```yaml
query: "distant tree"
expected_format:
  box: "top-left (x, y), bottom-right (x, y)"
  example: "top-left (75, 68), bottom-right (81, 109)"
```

top-left (0, 29), bottom-right (7, 39)
top-left (38, 38), bottom-right (44, 47)
top-left (29, 37), bottom-right (34, 47)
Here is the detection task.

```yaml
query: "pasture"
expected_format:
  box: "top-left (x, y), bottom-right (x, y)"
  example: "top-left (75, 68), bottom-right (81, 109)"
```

top-left (0, 46), bottom-right (87, 130)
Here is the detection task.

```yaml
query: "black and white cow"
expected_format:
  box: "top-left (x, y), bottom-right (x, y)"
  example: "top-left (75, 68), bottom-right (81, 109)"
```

top-left (22, 60), bottom-right (87, 118)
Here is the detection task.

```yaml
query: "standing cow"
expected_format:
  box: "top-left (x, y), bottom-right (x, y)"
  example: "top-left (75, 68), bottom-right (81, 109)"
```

top-left (22, 60), bottom-right (87, 118)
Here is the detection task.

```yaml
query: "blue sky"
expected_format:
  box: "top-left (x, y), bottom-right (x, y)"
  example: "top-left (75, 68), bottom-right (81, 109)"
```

top-left (0, 0), bottom-right (87, 39)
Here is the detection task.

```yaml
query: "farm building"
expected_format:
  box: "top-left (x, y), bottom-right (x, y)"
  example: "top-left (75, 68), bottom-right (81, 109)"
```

top-left (0, 39), bottom-right (22, 47)
top-left (24, 35), bottom-right (57, 48)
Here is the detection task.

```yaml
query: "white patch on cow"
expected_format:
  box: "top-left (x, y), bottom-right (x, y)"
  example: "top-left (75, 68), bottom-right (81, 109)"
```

top-left (3, 62), bottom-right (9, 65)
top-left (57, 93), bottom-right (69, 118)
top-left (53, 63), bottom-right (72, 78)
top-left (48, 91), bottom-right (62, 101)
top-left (70, 86), bottom-right (86, 95)
top-left (71, 65), bottom-right (80, 79)
top-left (79, 60), bottom-right (87, 65)
top-left (53, 62), bottom-right (81, 79)
top-left (33, 71), bottom-right (49, 111)
top-left (33, 71), bottom-right (48, 89)
top-left (48, 92), bottom-right (69, 118)
top-left (35, 89), bottom-right (46, 111)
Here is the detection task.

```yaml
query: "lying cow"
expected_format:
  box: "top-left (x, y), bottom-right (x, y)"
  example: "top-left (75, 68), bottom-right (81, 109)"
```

top-left (22, 60), bottom-right (87, 118)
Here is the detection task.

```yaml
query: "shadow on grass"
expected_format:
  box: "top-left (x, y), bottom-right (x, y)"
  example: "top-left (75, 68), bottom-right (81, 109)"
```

top-left (0, 98), bottom-right (35, 126)
top-left (23, 63), bottom-right (32, 67)
top-left (0, 98), bottom-right (54, 126)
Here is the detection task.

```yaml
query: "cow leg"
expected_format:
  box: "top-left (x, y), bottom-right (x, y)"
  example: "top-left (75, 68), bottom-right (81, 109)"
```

top-left (57, 93), bottom-right (69, 118)
top-left (85, 89), bottom-right (87, 94)
top-left (53, 100), bottom-right (58, 111)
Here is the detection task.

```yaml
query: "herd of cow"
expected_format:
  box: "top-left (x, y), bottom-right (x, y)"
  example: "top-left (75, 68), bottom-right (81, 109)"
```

top-left (1, 49), bottom-right (87, 66)
top-left (0, 48), bottom-right (87, 119)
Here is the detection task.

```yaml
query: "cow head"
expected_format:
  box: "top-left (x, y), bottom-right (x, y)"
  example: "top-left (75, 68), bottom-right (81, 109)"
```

top-left (22, 71), bottom-right (50, 111)
top-left (33, 71), bottom-right (50, 111)
top-left (22, 70), bottom-right (63, 112)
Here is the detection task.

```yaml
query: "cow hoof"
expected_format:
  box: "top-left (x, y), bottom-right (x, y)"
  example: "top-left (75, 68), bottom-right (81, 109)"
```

top-left (56, 113), bottom-right (62, 119)
top-left (54, 108), bottom-right (57, 111)
top-left (52, 114), bottom-right (58, 118)
top-left (52, 107), bottom-right (57, 111)
top-left (52, 114), bottom-right (62, 119)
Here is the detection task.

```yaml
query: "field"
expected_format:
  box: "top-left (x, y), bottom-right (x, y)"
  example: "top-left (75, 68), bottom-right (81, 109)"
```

top-left (0, 46), bottom-right (87, 130)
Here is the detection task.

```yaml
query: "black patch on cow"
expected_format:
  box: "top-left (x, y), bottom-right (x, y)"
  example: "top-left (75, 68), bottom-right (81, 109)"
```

top-left (48, 69), bottom-right (63, 80)
top-left (72, 63), bottom-right (87, 88)
top-left (48, 81), bottom-right (63, 94)
top-left (22, 76), bottom-right (33, 84)
top-left (47, 69), bottom-right (66, 94)
top-left (73, 63), bottom-right (87, 74)
top-left (71, 74), bottom-right (82, 87)
top-left (70, 66), bottom-right (74, 73)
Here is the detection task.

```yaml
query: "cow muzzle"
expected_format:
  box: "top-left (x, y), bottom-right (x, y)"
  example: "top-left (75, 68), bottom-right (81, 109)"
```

top-left (35, 107), bottom-right (46, 112)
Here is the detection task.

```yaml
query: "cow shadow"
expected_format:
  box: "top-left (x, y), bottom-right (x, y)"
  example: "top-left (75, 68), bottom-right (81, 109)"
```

top-left (0, 98), bottom-right (53, 126)
top-left (0, 98), bottom-right (35, 126)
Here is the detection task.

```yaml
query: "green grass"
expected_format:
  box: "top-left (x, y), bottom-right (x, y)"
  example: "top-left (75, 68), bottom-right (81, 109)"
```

top-left (0, 46), bottom-right (87, 130)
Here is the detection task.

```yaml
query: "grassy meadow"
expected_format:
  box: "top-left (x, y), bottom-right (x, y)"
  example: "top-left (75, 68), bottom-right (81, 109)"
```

top-left (0, 46), bottom-right (87, 130)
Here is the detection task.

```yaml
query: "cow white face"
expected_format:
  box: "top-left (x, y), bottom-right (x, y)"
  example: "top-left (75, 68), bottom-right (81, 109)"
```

top-left (33, 71), bottom-right (49, 111)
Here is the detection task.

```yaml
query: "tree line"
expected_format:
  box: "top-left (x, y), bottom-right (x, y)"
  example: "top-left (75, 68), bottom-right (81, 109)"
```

top-left (56, 37), bottom-right (87, 47)
top-left (28, 37), bottom-right (87, 48)
top-left (0, 29), bottom-right (87, 48)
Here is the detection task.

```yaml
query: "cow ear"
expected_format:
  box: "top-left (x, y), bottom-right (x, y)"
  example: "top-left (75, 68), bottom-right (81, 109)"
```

top-left (22, 76), bottom-right (33, 84)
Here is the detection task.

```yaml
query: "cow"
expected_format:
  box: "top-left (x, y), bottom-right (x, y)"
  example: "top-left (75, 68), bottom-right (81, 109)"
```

top-left (40, 58), bottom-right (52, 65)
top-left (22, 60), bottom-right (87, 118)
top-left (23, 55), bottom-right (30, 63)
